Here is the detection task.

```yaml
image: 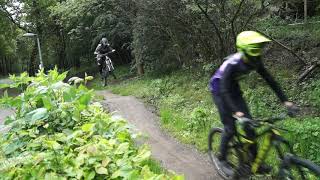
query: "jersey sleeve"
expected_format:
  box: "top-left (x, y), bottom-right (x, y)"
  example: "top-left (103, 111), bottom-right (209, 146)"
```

top-left (94, 44), bottom-right (101, 55)
top-left (220, 65), bottom-right (241, 113)
top-left (256, 65), bottom-right (288, 102)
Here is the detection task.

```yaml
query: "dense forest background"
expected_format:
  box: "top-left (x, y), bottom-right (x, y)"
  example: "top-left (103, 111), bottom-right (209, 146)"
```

top-left (1, 0), bottom-right (320, 77)
top-left (2, 0), bottom-right (320, 175)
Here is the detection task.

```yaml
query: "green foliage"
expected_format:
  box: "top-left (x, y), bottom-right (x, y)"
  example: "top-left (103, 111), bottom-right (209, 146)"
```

top-left (187, 107), bottom-right (211, 132)
top-left (256, 17), bottom-right (320, 49)
top-left (283, 117), bottom-right (320, 164)
top-left (0, 69), bottom-right (181, 179)
top-left (304, 79), bottom-right (320, 109)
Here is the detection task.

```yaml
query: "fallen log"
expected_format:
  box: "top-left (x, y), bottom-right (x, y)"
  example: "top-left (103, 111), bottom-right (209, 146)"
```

top-left (298, 62), bottom-right (320, 83)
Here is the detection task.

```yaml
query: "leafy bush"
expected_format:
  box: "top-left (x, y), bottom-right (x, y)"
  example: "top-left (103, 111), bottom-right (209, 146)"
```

top-left (305, 79), bottom-right (320, 108)
top-left (0, 69), bottom-right (181, 179)
top-left (187, 107), bottom-right (211, 132)
top-left (283, 117), bottom-right (320, 164)
top-left (160, 94), bottom-right (185, 110)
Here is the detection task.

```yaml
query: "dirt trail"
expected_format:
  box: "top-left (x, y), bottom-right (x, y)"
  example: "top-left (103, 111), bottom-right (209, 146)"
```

top-left (97, 91), bottom-right (220, 180)
top-left (0, 109), bottom-right (14, 125)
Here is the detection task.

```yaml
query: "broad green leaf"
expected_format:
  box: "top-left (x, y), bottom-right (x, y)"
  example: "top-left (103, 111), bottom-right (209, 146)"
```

top-left (95, 166), bottom-right (108, 175)
top-left (57, 71), bottom-right (68, 81)
top-left (79, 93), bottom-right (91, 106)
top-left (42, 97), bottom-right (53, 110)
top-left (45, 140), bottom-right (61, 150)
top-left (34, 86), bottom-right (48, 95)
top-left (133, 147), bottom-right (151, 163)
top-left (117, 131), bottom-right (131, 142)
top-left (51, 82), bottom-right (70, 90)
top-left (84, 171), bottom-right (95, 180)
top-left (44, 172), bottom-right (66, 180)
top-left (81, 123), bottom-right (95, 132)
top-left (86, 145), bottom-right (98, 155)
top-left (25, 108), bottom-right (48, 124)
top-left (114, 143), bottom-right (129, 155)
top-left (101, 157), bottom-right (111, 167)
top-left (140, 166), bottom-right (154, 179)
top-left (127, 170), bottom-right (140, 180)
top-left (75, 153), bottom-right (86, 167)
top-left (111, 164), bottom-right (133, 179)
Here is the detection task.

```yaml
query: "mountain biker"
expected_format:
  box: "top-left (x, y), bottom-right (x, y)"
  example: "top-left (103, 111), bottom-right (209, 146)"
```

top-left (94, 37), bottom-right (117, 79)
top-left (209, 31), bottom-right (297, 176)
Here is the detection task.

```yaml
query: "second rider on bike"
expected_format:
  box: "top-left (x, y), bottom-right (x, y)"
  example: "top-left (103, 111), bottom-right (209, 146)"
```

top-left (94, 37), bottom-right (117, 79)
top-left (209, 31), bottom-right (298, 176)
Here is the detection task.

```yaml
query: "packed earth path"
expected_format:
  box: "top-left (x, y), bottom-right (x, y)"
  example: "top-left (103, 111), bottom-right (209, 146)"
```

top-left (97, 90), bottom-right (221, 180)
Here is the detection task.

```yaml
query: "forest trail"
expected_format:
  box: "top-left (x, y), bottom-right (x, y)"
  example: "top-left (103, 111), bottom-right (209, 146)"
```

top-left (97, 91), bottom-right (221, 180)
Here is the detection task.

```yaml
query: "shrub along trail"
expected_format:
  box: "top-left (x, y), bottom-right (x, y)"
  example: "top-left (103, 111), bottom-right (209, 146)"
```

top-left (97, 90), bottom-right (220, 180)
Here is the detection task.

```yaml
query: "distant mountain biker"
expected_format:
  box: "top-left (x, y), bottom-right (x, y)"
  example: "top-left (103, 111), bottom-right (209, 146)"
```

top-left (209, 31), bottom-right (298, 176)
top-left (94, 37), bottom-right (116, 79)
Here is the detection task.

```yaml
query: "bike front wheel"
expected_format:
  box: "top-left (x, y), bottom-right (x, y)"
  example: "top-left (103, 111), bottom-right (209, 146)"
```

top-left (278, 154), bottom-right (320, 180)
top-left (208, 127), bottom-right (242, 179)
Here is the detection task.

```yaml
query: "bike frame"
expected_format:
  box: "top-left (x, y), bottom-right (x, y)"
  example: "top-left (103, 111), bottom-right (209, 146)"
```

top-left (232, 122), bottom-right (294, 175)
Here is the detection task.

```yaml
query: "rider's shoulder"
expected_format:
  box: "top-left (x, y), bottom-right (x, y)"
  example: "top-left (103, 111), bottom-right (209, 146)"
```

top-left (221, 53), bottom-right (243, 67)
top-left (224, 53), bottom-right (242, 61)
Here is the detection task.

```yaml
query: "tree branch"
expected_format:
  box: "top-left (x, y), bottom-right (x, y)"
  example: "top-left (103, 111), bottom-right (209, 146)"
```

top-left (194, 0), bottom-right (226, 59)
top-left (230, 0), bottom-right (246, 41)
top-left (0, 5), bottom-right (28, 31)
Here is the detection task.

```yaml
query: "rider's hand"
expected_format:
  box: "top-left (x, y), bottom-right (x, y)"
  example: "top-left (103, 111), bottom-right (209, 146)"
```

top-left (284, 101), bottom-right (299, 117)
top-left (234, 111), bottom-right (245, 118)
top-left (97, 54), bottom-right (103, 59)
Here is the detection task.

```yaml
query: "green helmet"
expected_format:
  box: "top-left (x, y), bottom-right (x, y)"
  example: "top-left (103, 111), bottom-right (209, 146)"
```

top-left (236, 31), bottom-right (271, 57)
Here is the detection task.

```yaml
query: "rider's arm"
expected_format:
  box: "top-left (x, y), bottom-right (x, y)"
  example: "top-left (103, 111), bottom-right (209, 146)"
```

top-left (107, 45), bottom-right (115, 52)
top-left (220, 65), bottom-right (241, 113)
top-left (256, 64), bottom-right (288, 103)
top-left (94, 44), bottom-right (102, 55)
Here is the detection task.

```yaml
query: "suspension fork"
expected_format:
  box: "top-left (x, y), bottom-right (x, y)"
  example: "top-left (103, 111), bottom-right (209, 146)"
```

top-left (252, 133), bottom-right (273, 173)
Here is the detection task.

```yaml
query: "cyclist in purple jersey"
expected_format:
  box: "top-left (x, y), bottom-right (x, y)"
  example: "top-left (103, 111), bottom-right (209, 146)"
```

top-left (209, 31), bottom-right (298, 175)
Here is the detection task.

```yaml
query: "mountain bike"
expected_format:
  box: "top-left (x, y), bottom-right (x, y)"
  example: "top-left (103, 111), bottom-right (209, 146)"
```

top-left (208, 113), bottom-right (320, 179)
top-left (96, 50), bottom-right (117, 86)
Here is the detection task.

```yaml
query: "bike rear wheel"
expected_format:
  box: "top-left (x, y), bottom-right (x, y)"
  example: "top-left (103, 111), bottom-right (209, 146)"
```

top-left (208, 127), bottom-right (241, 179)
top-left (278, 154), bottom-right (320, 180)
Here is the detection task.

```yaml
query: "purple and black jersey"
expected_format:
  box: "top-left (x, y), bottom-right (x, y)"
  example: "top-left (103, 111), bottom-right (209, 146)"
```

top-left (209, 53), bottom-right (288, 113)
top-left (209, 53), bottom-right (248, 95)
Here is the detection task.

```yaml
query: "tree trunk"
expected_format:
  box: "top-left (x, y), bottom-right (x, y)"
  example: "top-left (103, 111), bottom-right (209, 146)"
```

top-left (137, 63), bottom-right (144, 75)
top-left (304, 0), bottom-right (308, 22)
top-left (57, 26), bottom-right (67, 69)
top-left (29, 42), bottom-right (38, 76)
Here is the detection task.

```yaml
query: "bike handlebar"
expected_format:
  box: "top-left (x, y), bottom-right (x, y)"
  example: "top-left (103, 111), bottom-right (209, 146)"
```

top-left (233, 112), bottom-right (288, 128)
top-left (96, 50), bottom-right (116, 58)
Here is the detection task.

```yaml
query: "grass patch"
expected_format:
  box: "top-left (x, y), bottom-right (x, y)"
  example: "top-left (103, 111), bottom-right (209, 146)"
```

top-left (143, 159), bottom-right (166, 175)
